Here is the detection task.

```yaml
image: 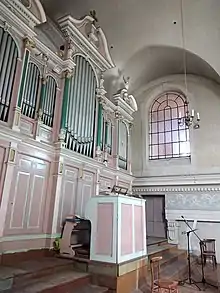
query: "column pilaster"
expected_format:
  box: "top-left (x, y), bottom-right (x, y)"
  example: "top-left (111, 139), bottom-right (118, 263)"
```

top-left (0, 142), bottom-right (17, 237)
top-left (51, 156), bottom-right (64, 236)
top-left (58, 70), bottom-right (73, 146)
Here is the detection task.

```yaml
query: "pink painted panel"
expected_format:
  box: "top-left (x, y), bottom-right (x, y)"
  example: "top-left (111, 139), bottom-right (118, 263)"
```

top-left (28, 175), bottom-right (45, 228)
top-left (96, 203), bottom-right (113, 255)
top-left (58, 167), bottom-right (78, 230)
top-left (5, 153), bottom-right (50, 235)
top-left (134, 205), bottom-right (144, 252)
top-left (10, 172), bottom-right (30, 229)
top-left (59, 180), bottom-right (76, 227)
top-left (0, 145), bottom-right (6, 204)
top-left (121, 203), bottom-right (133, 255)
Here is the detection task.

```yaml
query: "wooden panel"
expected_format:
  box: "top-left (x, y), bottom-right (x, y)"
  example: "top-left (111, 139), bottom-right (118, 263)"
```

top-left (134, 205), bottom-right (144, 252)
top-left (96, 203), bottom-right (114, 255)
top-left (121, 203), bottom-right (133, 255)
top-left (58, 166), bottom-right (78, 229)
top-left (99, 176), bottom-right (113, 192)
top-left (0, 145), bottom-right (6, 203)
top-left (5, 154), bottom-right (50, 235)
top-left (27, 175), bottom-right (45, 228)
top-left (10, 171), bottom-right (30, 229)
top-left (76, 171), bottom-right (94, 217)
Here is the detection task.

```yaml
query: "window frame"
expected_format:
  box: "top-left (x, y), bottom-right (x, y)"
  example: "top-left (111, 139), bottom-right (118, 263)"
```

top-left (149, 92), bottom-right (190, 160)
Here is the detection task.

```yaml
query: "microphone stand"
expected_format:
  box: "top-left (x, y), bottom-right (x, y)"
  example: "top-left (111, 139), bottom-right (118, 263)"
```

top-left (180, 216), bottom-right (218, 290)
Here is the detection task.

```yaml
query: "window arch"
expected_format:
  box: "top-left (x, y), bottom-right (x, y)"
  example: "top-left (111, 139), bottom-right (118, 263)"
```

top-left (149, 92), bottom-right (190, 160)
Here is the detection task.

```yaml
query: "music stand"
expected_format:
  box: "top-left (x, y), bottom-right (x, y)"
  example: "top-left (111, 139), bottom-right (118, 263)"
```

top-left (111, 185), bottom-right (128, 195)
top-left (180, 216), bottom-right (218, 290)
top-left (180, 227), bottom-right (201, 290)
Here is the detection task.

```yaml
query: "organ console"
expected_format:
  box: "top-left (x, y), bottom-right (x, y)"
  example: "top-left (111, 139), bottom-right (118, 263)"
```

top-left (59, 215), bottom-right (91, 259)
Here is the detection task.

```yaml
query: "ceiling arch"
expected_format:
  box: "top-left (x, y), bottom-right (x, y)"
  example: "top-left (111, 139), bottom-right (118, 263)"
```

top-left (41, 0), bottom-right (220, 94)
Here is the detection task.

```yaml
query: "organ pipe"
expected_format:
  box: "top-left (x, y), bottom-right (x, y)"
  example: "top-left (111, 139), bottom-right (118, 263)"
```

top-left (18, 49), bottom-right (30, 108)
top-left (40, 76), bottom-right (57, 127)
top-left (63, 55), bottom-right (97, 157)
top-left (60, 72), bottom-right (71, 130)
top-left (0, 27), bottom-right (18, 122)
top-left (21, 62), bottom-right (40, 119)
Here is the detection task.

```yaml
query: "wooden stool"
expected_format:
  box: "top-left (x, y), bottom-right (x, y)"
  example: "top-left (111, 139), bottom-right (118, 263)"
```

top-left (200, 239), bottom-right (217, 269)
top-left (150, 256), bottom-right (179, 293)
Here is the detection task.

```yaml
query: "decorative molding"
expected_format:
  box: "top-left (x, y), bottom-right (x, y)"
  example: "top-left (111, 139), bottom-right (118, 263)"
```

top-left (133, 186), bottom-right (220, 193)
top-left (166, 193), bottom-right (220, 211)
top-left (166, 209), bottom-right (220, 222)
top-left (32, 38), bottom-right (76, 76)
top-left (1, 0), bottom-right (46, 29)
top-left (57, 15), bottom-right (115, 71)
top-left (133, 173), bottom-right (220, 188)
top-left (0, 1), bottom-right (37, 39)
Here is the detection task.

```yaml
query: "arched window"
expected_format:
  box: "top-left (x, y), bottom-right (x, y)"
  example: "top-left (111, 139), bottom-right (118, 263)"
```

top-left (149, 92), bottom-right (190, 160)
top-left (0, 27), bottom-right (18, 122)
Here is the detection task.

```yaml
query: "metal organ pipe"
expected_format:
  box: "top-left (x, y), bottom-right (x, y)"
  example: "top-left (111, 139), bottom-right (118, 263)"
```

top-left (0, 29), bottom-right (18, 122)
top-left (77, 57), bottom-right (86, 153)
top-left (80, 59), bottom-right (90, 155)
top-left (65, 55), bottom-right (97, 157)
top-left (69, 56), bottom-right (80, 150)
top-left (2, 41), bottom-right (15, 102)
top-left (22, 63), bottom-right (40, 119)
top-left (29, 64), bottom-right (38, 117)
top-left (42, 76), bottom-right (56, 127)
top-left (89, 75), bottom-right (96, 157)
top-left (74, 57), bottom-right (83, 148)
top-left (84, 66), bottom-right (93, 156)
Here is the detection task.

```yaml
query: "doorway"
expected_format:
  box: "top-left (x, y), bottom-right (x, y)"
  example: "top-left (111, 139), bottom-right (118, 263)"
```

top-left (144, 195), bottom-right (167, 244)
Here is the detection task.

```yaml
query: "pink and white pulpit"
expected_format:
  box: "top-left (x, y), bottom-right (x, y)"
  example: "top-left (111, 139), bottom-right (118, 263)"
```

top-left (85, 194), bottom-right (147, 264)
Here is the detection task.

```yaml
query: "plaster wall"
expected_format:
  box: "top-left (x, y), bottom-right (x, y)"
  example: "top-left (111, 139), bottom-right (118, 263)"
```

top-left (132, 74), bottom-right (220, 178)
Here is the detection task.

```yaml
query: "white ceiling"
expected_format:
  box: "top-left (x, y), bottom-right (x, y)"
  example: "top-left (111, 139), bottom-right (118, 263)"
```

top-left (41, 0), bottom-right (220, 94)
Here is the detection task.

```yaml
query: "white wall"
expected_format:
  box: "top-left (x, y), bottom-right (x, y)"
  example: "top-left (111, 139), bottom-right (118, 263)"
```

top-left (132, 74), bottom-right (220, 178)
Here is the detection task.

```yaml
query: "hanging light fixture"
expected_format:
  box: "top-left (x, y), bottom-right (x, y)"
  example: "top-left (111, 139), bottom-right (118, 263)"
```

top-left (178, 0), bottom-right (200, 129)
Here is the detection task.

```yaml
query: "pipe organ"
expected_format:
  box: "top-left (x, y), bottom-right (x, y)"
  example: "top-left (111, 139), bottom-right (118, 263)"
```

top-left (0, 5), bottom-right (137, 175)
top-left (65, 55), bottom-right (97, 157)
top-left (41, 76), bottom-right (57, 127)
top-left (0, 27), bottom-right (18, 122)
top-left (21, 62), bottom-right (40, 119)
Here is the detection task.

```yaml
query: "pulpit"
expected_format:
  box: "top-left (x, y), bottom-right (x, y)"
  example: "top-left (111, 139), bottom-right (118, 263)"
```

top-left (85, 194), bottom-right (147, 264)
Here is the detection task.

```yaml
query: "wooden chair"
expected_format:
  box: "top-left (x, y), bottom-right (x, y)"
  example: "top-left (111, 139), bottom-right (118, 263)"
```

top-left (200, 239), bottom-right (217, 269)
top-left (150, 256), bottom-right (179, 293)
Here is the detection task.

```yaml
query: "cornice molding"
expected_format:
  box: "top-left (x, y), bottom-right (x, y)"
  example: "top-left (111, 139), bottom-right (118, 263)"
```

top-left (0, 1), bottom-right (36, 39)
top-left (133, 186), bottom-right (220, 193)
top-left (1, 0), bottom-right (46, 29)
top-left (133, 173), bottom-right (220, 187)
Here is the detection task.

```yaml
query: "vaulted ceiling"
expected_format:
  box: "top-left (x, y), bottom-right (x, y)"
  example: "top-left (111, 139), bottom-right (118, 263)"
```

top-left (41, 0), bottom-right (220, 94)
